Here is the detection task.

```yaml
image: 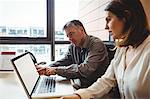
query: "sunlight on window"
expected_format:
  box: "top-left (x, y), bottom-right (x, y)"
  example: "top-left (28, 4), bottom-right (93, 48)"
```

top-left (55, 0), bottom-right (79, 41)
top-left (0, 0), bottom-right (46, 37)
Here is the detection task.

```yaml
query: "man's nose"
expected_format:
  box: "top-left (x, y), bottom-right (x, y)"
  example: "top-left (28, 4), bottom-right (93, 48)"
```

top-left (69, 37), bottom-right (73, 41)
top-left (67, 36), bottom-right (72, 41)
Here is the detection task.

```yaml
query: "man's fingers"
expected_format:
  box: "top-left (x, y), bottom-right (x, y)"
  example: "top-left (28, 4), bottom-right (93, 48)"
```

top-left (36, 66), bottom-right (41, 69)
top-left (36, 67), bottom-right (46, 75)
top-left (37, 68), bottom-right (45, 71)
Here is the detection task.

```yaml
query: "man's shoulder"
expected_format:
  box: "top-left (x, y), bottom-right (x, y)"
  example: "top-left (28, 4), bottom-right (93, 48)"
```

top-left (88, 35), bottom-right (104, 45)
top-left (85, 35), bottom-right (105, 50)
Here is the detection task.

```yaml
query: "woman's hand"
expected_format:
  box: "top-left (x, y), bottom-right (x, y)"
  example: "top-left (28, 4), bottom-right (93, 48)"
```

top-left (60, 94), bottom-right (81, 99)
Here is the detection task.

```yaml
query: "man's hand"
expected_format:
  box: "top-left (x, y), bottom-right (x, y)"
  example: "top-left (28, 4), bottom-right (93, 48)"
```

top-left (45, 67), bottom-right (57, 76)
top-left (36, 66), bottom-right (57, 76)
top-left (36, 66), bottom-right (46, 75)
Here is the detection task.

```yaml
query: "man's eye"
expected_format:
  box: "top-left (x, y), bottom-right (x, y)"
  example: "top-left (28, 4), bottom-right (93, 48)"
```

top-left (69, 32), bottom-right (74, 36)
top-left (69, 33), bottom-right (72, 36)
top-left (67, 32), bottom-right (74, 37)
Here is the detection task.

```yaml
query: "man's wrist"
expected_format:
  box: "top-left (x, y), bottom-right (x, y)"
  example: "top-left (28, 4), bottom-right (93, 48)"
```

top-left (53, 67), bottom-right (57, 75)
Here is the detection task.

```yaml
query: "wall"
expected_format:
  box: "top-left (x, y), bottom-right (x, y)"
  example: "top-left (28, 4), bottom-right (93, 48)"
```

top-left (78, 0), bottom-right (110, 41)
top-left (140, 0), bottom-right (150, 28)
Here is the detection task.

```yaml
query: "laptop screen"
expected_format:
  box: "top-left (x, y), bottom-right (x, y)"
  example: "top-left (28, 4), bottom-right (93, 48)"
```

top-left (12, 53), bottom-right (39, 94)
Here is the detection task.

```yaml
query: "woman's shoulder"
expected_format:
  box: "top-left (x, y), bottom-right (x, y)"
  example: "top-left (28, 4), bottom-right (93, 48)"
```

top-left (146, 35), bottom-right (150, 42)
top-left (138, 35), bottom-right (150, 50)
top-left (141, 35), bottom-right (150, 53)
top-left (112, 47), bottom-right (126, 60)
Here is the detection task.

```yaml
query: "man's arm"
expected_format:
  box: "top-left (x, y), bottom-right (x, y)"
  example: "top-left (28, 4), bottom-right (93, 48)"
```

top-left (49, 45), bottom-right (73, 67)
top-left (55, 41), bottom-right (109, 79)
top-left (36, 45), bottom-right (73, 76)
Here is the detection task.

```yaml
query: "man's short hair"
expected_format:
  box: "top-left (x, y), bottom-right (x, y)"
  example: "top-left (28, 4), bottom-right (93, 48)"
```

top-left (63, 20), bottom-right (86, 33)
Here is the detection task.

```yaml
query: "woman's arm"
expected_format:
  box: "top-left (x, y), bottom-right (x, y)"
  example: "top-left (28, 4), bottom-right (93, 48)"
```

top-left (61, 94), bottom-right (81, 99)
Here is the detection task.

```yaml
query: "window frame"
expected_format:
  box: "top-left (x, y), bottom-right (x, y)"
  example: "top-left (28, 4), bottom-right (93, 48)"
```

top-left (0, 0), bottom-right (54, 44)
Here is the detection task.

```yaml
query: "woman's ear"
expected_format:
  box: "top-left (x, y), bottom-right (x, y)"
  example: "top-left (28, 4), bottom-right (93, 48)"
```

top-left (123, 10), bottom-right (131, 22)
top-left (122, 10), bottom-right (132, 32)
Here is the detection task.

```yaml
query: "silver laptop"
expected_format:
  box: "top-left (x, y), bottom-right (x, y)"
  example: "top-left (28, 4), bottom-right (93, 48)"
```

top-left (11, 52), bottom-right (74, 99)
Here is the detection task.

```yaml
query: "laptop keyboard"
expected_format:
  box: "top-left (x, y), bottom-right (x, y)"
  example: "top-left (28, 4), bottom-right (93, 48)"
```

top-left (38, 77), bottom-right (56, 93)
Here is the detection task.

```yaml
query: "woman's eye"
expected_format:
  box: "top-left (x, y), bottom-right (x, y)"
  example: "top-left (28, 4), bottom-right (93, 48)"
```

top-left (107, 18), bottom-right (110, 22)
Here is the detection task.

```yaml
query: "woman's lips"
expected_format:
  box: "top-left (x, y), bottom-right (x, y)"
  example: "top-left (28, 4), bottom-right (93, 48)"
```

top-left (109, 31), bottom-right (113, 35)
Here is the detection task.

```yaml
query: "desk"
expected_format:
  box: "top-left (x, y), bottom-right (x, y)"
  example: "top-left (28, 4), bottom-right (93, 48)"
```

top-left (0, 71), bottom-right (28, 99)
top-left (0, 71), bottom-right (73, 99)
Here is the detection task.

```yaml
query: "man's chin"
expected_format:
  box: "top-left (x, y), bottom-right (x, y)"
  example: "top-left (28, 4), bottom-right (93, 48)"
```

top-left (72, 43), bottom-right (79, 47)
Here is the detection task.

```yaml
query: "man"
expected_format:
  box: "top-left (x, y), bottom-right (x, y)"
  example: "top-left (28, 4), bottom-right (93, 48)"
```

top-left (36, 20), bottom-right (109, 89)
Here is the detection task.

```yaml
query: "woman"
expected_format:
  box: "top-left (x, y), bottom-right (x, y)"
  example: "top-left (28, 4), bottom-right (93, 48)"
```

top-left (61, 0), bottom-right (150, 98)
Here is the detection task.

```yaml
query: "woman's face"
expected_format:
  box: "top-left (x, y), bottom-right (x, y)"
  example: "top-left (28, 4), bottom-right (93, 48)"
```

top-left (105, 11), bottom-right (125, 39)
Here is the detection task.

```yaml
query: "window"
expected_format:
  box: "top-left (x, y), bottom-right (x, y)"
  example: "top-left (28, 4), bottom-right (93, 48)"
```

top-left (0, 0), bottom-right (53, 44)
top-left (0, 44), bottom-right (51, 63)
top-left (0, 0), bottom-right (54, 61)
top-left (55, 0), bottom-right (79, 42)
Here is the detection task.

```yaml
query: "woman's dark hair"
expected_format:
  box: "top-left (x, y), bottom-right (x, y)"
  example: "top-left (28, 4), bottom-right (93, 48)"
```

top-left (105, 0), bottom-right (149, 48)
top-left (63, 20), bottom-right (86, 33)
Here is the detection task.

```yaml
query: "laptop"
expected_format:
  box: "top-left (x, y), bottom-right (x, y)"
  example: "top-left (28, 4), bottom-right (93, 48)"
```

top-left (11, 52), bottom-right (74, 99)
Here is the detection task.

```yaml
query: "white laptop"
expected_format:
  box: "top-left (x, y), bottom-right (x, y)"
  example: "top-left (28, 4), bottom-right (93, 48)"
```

top-left (11, 52), bottom-right (74, 99)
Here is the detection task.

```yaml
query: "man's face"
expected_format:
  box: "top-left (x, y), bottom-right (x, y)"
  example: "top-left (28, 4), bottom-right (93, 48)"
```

top-left (65, 26), bottom-right (84, 46)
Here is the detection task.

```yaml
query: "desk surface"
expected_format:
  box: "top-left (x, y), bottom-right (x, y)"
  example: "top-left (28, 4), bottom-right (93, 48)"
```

top-left (0, 71), bottom-right (65, 99)
top-left (0, 71), bottom-right (28, 99)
